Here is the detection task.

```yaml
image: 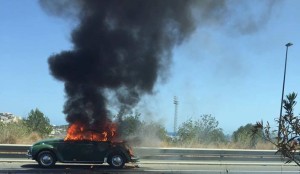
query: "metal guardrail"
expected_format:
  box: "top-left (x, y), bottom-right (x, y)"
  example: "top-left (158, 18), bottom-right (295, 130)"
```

top-left (134, 147), bottom-right (282, 162)
top-left (0, 144), bottom-right (283, 162)
top-left (0, 144), bottom-right (31, 159)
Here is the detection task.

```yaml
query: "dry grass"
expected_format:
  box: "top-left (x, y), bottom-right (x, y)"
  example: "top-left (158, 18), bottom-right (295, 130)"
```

top-left (0, 123), bottom-right (44, 144)
top-left (160, 141), bottom-right (275, 150)
top-left (0, 122), bottom-right (277, 150)
top-left (15, 132), bottom-right (42, 144)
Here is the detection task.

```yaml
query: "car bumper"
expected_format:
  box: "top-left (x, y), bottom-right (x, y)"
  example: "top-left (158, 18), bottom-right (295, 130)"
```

top-left (26, 149), bottom-right (32, 159)
top-left (130, 156), bottom-right (139, 163)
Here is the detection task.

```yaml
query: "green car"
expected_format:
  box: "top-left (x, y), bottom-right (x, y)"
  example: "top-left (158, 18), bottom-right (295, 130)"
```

top-left (27, 138), bottom-right (138, 168)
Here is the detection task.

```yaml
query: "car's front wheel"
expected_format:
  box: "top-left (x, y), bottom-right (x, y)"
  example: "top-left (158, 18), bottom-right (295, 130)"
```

top-left (37, 151), bottom-right (56, 168)
top-left (108, 153), bottom-right (125, 169)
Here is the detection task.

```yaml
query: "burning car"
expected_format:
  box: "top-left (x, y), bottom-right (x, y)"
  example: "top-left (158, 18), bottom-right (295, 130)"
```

top-left (27, 138), bottom-right (138, 168)
top-left (27, 122), bottom-right (138, 168)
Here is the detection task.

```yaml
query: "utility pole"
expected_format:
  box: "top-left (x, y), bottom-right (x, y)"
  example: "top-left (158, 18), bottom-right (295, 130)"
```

top-left (174, 96), bottom-right (178, 134)
top-left (278, 42), bottom-right (293, 139)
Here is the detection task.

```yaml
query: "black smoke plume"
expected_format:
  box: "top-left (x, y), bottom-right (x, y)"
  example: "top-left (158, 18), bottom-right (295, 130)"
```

top-left (39, 0), bottom-right (198, 131)
top-left (39, 0), bottom-right (279, 134)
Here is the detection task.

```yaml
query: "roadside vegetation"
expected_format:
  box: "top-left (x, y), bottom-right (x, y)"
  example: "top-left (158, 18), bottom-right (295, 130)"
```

top-left (253, 92), bottom-right (300, 166)
top-left (0, 108), bottom-right (274, 150)
top-left (117, 113), bottom-right (273, 149)
top-left (0, 108), bottom-right (50, 144)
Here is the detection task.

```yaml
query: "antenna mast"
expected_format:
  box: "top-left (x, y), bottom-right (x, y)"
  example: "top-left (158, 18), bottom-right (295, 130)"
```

top-left (174, 96), bottom-right (178, 134)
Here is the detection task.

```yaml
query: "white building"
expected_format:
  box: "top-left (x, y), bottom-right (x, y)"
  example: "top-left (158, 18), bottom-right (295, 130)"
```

top-left (0, 112), bottom-right (21, 123)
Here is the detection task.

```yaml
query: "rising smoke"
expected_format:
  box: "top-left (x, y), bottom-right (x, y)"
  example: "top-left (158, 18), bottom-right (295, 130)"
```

top-left (39, 0), bottom-right (278, 133)
top-left (39, 0), bottom-right (200, 130)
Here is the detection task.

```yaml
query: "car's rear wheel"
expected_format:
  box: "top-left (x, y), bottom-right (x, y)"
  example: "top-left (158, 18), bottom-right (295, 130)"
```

top-left (37, 151), bottom-right (56, 168)
top-left (108, 153), bottom-right (125, 169)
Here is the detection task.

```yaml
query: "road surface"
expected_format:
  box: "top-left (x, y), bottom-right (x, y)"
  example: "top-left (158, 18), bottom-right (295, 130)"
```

top-left (0, 160), bottom-right (299, 174)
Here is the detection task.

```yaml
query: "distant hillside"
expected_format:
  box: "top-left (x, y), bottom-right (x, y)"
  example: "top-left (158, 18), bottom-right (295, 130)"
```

top-left (50, 125), bottom-right (68, 137)
top-left (0, 112), bottom-right (21, 123)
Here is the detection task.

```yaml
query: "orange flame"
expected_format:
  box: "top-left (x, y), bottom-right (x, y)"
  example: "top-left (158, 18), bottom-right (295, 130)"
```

top-left (64, 121), bottom-right (117, 142)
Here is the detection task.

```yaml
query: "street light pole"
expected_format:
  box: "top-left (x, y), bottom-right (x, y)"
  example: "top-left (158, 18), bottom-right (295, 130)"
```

top-left (278, 42), bottom-right (293, 139)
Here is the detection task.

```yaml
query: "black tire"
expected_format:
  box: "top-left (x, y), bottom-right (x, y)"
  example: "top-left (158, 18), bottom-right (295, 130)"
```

top-left (37, 151), bottom-right (56, 168)
top-left (107, 153), bottom-right (125, 169)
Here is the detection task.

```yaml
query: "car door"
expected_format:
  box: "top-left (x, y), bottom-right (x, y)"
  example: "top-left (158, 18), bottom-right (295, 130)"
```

top-left (93, 141), bottom-right (111, 161)
top-left (57, 140), bottom-right (96, 162)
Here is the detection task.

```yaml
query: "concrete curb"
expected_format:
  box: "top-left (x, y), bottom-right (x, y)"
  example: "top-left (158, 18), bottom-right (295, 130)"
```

top-left (0, 159), bottom-right (297, 166)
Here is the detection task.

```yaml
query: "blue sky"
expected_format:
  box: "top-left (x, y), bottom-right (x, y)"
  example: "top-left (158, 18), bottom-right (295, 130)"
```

top-left (1, 0), bottom-right (300, 134)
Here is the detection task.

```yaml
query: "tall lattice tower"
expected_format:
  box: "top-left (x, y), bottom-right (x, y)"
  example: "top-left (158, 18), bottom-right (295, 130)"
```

top-left (173, 96), bottom-right (178, 134)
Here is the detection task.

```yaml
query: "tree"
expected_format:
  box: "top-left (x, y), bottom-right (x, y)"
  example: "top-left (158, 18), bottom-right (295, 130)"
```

top-left (253, 92), bottom-right (300, 165)
top-left (118, 112), bottom-right (142, 137)
top-left (233, 123), bottom-right (263, 148)
top-left (25, 108), bottom-right (53, 137)
top-left (117, 112), bottom-right (169, 146)
top-left (138, 121), bottom-right (170, 146)
top-left (195, 114), bottom-right (226, 143)
top-left (139, 121), bottom-right (168, 140)
top-left (177, 118), bottom-right (197, 142)
top-left (177, 115), bottom-right (226, 144)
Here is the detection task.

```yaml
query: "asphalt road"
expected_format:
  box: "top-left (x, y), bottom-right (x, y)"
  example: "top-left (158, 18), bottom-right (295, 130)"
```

top-left (0, 160), bottom-right (300, 174)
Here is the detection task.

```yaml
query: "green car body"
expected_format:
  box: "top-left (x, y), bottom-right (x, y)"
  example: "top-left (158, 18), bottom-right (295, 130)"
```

top-left (27, 138), bottom-right (138, 168)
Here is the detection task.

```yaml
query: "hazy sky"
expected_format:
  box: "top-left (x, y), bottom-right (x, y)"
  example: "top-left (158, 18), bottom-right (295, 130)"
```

top-left (1, 0), bottom-right (300, 134)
